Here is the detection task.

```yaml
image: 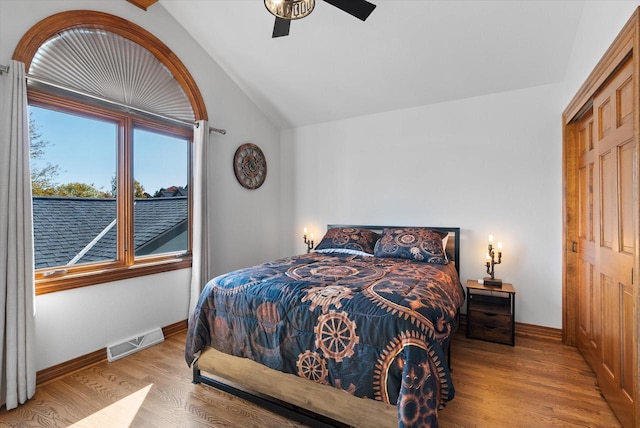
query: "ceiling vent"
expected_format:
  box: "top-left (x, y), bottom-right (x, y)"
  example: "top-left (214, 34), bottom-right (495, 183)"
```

top-left (107, 327), bottom-right (164, 362)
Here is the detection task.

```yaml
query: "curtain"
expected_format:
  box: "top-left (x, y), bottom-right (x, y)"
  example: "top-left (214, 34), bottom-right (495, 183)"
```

top-left (189, 120), bottom-right (212, 314)
top-left (0, 60), bottom-right (36, 410)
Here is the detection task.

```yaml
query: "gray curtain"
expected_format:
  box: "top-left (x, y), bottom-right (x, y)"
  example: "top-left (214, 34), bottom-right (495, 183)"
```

top-left (189, 120), bottom-right (212, 314)
top-left (0, 60), bottom-right (36, 409)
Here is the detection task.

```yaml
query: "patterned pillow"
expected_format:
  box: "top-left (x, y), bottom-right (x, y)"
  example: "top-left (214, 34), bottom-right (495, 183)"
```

top-left (374, 228), bottom-right (448, 264)
top-left (314, 227), bottom-right (381, 255)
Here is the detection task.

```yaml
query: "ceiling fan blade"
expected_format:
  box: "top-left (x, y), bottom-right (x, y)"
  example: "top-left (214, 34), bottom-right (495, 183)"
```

top-left (272, 17), bottom-right (291, 38)
top-left (323, 0), bottom-right (376, 21)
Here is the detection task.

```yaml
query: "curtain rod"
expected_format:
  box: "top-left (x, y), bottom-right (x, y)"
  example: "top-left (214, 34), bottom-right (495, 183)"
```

top-left (209, 126), bottom-right (227, 135)
top-left (22, 72), bottom-right (226, 135)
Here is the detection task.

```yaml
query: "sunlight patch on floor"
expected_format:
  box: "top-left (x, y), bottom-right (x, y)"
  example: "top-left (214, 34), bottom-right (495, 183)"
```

top-left (69, 384), bottom-right (153, 427)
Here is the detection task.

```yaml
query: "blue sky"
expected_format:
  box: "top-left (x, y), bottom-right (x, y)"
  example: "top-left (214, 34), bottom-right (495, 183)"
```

top-left (29, 106), bottom-right (188, 195)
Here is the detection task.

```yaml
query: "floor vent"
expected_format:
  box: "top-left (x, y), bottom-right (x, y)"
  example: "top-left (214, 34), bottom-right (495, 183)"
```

top-left (107, 328), bottom-right (164, 362)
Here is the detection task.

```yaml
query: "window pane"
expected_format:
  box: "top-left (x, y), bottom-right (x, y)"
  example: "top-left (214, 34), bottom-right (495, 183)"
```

top-left (133, 128), bottom-right (189, 257)
top-left (30, 106), bottom-right (118, 270)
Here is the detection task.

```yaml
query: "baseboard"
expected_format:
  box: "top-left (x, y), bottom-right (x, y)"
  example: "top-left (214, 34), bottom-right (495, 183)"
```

top-left (162, 319), bottom-right (188, 338)
top-left (458, 314), bottom-right (562, 342)
top-left (36, 348), bottom-right (107, 386)
top-left (515, 322), bottom-right (562, 341)
top-left (36, 319), bottom-right (188, 386)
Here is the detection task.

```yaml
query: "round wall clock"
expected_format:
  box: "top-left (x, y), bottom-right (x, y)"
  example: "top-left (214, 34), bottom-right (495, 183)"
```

top-left (233, 143), bottom-right (267, 189)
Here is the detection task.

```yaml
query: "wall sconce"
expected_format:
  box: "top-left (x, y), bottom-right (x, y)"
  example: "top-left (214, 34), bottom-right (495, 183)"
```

top-left (484, 235), bottom-right (503, 287)
top-left (303, 227), bottom-right (314, 253)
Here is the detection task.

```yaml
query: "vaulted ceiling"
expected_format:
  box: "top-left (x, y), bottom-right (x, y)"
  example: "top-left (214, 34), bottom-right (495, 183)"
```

top-left (155, 0), bottom-right (586, 129)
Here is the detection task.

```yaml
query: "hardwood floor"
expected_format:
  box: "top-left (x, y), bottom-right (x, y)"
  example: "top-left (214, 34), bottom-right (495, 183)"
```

top-left (0, 330), bottom-right (620, 427)
top-left (442, 333), bottom-right (620, 427)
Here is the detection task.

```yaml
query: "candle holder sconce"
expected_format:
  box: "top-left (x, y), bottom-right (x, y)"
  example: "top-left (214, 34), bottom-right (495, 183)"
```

top-left (303, 228), bottom-right (314, 254)
top-left (484, 236), bottom-right (503, 287)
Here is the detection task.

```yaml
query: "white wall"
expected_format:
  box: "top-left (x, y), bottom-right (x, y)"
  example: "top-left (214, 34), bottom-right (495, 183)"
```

top-left (35, 270), bottom-right (190, 370)
top-left (0, 0), bottom-right (281, 370)
top-left (281, 83), bottom-right (564, 328)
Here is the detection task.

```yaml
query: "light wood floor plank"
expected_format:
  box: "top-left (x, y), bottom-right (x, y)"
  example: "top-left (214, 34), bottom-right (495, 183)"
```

top-left (0, 330), bottom-right (620, 427)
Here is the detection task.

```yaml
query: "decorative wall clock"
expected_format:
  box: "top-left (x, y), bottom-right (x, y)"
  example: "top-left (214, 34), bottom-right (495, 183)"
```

top-left (233, 143), bottom-right (267, 189)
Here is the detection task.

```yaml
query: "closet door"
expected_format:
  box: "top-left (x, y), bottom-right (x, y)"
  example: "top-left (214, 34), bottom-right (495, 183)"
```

top-left (592, 57), bottom-right (635, 428)
top-left (576, 110), bottom-right (599, 370)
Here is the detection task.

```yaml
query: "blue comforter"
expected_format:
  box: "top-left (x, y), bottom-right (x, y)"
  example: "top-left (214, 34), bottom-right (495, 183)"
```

top-left (186, 252), bottom-right (465, 427)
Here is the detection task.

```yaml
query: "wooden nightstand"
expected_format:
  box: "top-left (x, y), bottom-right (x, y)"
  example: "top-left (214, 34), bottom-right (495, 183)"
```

top-left (466, 280), bottom-right (516, 346)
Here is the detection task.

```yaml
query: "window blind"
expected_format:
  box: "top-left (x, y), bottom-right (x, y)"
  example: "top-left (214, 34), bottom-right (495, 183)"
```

top-left (29, 28), bottom-right (195, 123)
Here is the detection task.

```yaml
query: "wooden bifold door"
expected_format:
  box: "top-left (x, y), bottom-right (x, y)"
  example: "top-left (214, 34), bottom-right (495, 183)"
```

top-left (564, 9), bottom-right (639, 428)
top-left (573, 57), bottom-right (635, 428)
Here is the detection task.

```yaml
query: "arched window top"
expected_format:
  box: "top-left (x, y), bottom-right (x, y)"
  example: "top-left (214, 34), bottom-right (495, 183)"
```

top-left (30, 28), bottom-right (195, 123)
top-left (12, 10), bottom-right (207, 122)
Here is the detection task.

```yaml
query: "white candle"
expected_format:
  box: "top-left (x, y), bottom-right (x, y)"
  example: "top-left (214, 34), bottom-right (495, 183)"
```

top-left (488, 234), bottom-right (494, 243)
top-left (303, 227), bottom-right (307, 234)
top-left (497, 242), bottom-right (502, 250)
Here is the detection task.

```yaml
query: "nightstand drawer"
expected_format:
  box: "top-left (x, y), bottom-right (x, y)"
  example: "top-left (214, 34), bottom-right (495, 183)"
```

top-left (468, 323), bottom-right (512, 344)
top-left (469, 310), bottom-right (511, 328)
top-left (468, 294), bottom-right (511, 314)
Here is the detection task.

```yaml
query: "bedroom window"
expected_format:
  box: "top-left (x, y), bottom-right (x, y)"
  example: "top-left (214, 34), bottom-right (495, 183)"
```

top-left (13, 12), bottom-right (209, 294)
top-left (29, 92), bottom-right (193, 294)
top-left (133, 127), bottom-right (190, 257)
top-left (30, 104), bottom-right (119, 267)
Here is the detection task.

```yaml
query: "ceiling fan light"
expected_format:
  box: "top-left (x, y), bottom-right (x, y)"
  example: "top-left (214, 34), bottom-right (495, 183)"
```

top-left (265, 0), bottom-right (315, 20)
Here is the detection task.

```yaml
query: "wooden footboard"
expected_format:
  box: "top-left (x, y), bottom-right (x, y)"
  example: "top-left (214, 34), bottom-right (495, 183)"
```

top-left (193, 347), bottom-right (398, 428)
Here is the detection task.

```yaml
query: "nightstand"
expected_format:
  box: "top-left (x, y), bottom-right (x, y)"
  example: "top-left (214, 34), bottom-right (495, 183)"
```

top-left (466, 279), bottom-right (516, 346)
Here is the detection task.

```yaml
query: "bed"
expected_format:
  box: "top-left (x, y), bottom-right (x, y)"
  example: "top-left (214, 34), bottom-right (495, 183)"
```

top-left (186, 225), bottom-right (465, 427)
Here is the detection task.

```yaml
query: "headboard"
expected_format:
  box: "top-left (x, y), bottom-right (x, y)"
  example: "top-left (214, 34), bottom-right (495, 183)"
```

top-left (327, 225), bottom-right (461, 276)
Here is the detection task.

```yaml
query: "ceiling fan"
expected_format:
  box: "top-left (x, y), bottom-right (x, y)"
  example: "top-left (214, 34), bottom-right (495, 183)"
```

top-left (265, 0), bottom-right (376, 38)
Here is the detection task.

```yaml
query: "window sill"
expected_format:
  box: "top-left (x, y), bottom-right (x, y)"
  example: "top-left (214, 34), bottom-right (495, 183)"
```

top-left (35, 256), bottom-right (192, 295)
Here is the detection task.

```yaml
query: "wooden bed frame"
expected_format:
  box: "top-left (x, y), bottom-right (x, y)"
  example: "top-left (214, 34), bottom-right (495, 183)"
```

top-left (192, 225), bottom-right (462, 428)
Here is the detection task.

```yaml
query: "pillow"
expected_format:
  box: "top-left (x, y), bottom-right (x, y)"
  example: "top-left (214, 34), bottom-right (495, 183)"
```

top-left (314, 227), bottom-right (381, 255)
top-left (374, 227), bottom-right (448, 264)
top-left (315, 248), bottom-right (373, 257)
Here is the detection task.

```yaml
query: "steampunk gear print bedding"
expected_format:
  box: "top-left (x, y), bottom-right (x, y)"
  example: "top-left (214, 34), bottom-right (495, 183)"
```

top-left (186, 251), bottom-right (464, 427)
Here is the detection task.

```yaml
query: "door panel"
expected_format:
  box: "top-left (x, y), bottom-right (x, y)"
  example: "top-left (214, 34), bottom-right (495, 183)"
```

top-left (600, 273), bottom-right (620, 380)
top-left (622, 284), bottom-right (634, 400)
top-left (576, 110), bottom-right (598, 366)
top-left (591, 57), bottom-right (635, 428)
top-left (599, 149), bottom-right (614, 249)
top-left (619, 141), bottom-right (634, 256)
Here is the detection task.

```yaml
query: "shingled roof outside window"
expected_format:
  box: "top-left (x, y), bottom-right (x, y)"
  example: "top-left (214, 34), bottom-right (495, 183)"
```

top-left (33, 196), bottom-right (187, 270)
